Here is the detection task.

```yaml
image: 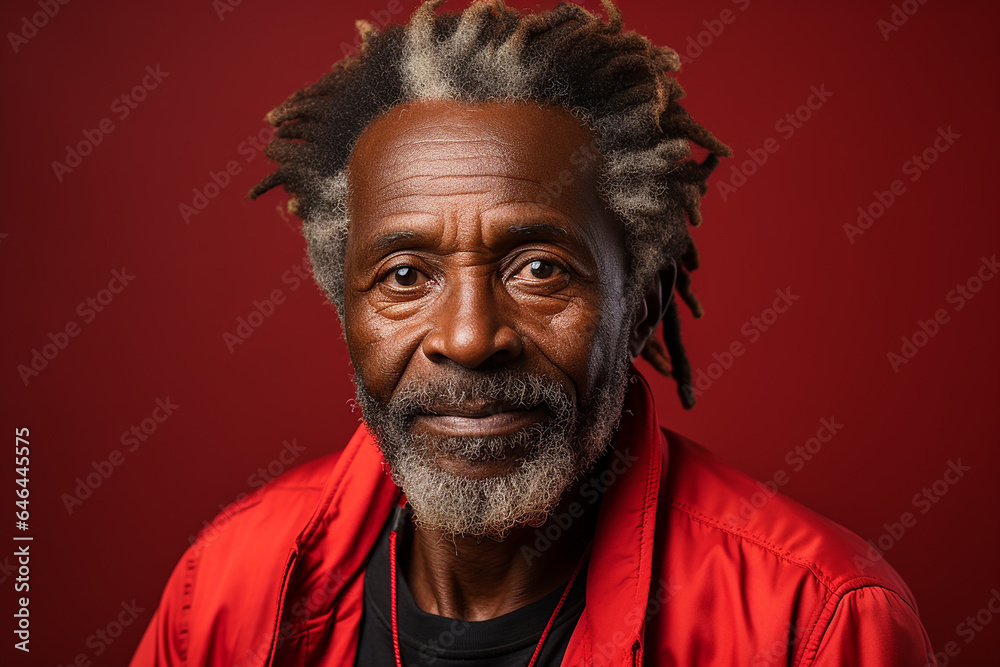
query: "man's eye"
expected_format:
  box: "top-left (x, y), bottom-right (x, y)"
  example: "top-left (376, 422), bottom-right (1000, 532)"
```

top-left (518, 259), bottom-right (564, 280)
top-left (385, 266), bottom-right (424, 287)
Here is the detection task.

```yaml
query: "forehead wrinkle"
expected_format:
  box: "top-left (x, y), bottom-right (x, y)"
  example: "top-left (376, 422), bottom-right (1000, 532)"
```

top-left (374, 149), bottom-right (533, 179)
top-left (370, 174), bottom-right (558, 208)
top-left (379, 136), bottom-right (518, 163)
top-left (364, 210), bottom-right (580, 255)
top-left (377, 133), bottom-right (542, 161)
top-left (383, 117), bottom-right (518, 139)
top-left (413, 155), bottom-right (554, 172)
top-left (348, 102), bottom-right (617, 270)
top-left (401, 136), bottom-right (517, 148)
top-left (376, 172), bottom-right (555, 195)
top-left (377, 189), bottom-right (493, 205)
top-left (387, 157), bottom-right (558, 182)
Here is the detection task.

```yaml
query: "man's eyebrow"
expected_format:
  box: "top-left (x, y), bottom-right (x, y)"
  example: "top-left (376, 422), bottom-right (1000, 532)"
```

top-left (507, 223), bottom-right (569, 237)
top-left (369, 230), bottom-right (422, 254)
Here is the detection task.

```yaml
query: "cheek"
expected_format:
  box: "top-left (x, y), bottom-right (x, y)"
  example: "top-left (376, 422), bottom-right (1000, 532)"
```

top-left (557, 279), bottom-right (631, 392)
top-left (522, 298), bottom-right (619, 393)
top-left (343, 294), bottom-right (427, 401)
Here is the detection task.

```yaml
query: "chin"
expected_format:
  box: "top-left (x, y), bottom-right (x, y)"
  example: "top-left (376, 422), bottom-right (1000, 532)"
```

top-left (392, 443), bottom-right (578, 539)
top-left (431, 448), bottom-right (530, 480)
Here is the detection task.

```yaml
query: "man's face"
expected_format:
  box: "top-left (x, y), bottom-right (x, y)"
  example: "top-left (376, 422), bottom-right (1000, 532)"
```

top-left (343, 99), bottom-right (636, 538)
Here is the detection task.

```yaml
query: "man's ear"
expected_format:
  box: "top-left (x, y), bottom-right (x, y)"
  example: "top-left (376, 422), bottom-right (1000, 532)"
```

top-left (628, 258), bottom-right (677, 359)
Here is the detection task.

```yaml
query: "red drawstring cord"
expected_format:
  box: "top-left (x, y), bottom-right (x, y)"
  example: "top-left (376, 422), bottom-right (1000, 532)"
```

top-left (389, 506), bottom-right (592, 667)
top-left (525, 539), bottom-right (592, 667)
top-left (389, 529), bottom-right (403, 667)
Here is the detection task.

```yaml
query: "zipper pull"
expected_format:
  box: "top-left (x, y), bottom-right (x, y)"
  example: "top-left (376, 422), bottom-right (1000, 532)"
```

top-left (632, 638), bottom-right (641, 666)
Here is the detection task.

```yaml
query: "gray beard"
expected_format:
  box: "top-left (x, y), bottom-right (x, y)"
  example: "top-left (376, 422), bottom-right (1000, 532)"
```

top-left (352, 353), bottom-right (632, 540)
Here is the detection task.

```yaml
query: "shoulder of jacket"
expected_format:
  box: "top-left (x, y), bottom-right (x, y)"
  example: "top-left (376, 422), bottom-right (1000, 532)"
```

top-left (656, 427), bottom-right (916, 605)
top-left (188, 447), bottom-right (348, 558)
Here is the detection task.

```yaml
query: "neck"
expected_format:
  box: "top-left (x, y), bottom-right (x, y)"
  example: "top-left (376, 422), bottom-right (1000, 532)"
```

top-left (400, 472), bottom-right (602, 621)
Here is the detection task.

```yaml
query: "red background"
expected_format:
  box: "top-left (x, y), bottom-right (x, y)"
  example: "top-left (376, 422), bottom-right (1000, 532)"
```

top-left (2, 0), bottom-right (998, 665)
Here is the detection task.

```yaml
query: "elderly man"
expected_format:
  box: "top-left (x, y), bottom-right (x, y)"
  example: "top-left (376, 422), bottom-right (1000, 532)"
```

top-left (131, 1), bottom-right (936, 665)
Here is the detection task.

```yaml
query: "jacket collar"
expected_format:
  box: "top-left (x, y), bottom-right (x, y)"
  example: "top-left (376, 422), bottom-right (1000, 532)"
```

top-left (568, 371), bottom-right (665, 665)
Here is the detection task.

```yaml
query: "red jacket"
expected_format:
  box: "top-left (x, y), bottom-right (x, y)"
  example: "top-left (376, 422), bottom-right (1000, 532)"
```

top-left (130, 374), bottom-right (936, 666)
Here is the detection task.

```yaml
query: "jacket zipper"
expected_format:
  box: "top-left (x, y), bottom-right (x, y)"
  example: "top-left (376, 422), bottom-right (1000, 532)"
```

top-left (264, 549), bottom-right (299, 667)
top-left (632, 638), bottom-right (641, 666)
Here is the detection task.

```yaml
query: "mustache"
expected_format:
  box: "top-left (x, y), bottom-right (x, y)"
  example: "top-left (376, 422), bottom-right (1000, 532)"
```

top-left (385, 369), bottom-right (575, 423)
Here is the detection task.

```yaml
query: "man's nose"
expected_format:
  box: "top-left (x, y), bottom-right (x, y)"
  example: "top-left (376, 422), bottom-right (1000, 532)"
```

top-left (421, 279), bottom-right (523, 369)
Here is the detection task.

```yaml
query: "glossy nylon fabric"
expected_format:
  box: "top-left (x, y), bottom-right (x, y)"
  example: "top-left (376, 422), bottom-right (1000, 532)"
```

top-left (130, 372), bottom-right (937, 666)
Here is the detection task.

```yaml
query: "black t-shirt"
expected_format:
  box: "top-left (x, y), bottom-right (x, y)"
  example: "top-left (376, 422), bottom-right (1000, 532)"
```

top-left (353, 506), bottom-right (588, 667)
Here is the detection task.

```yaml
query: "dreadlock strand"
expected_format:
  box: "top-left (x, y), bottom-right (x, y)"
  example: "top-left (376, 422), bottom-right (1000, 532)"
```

top-left (248, 171), bottom-right (285, 201)
top-left (266, 98), bottom-right (335, 126)
top-left (686, 202), bottom-right (703, 228)
top-left (676, 267), bottom-right (704, 318)
top-left (276, 66), bottom-right (353, 109)
top-left (681, 240), bottom-right (700, 272)
top-left (263, 140), bottom-right (314, 164)
top-left (648, 44), bottom-right (681, 73)
top-left (450, 0), bottom-right (501, 52)
top-left (599, 0), bottom-right (624, 33)
top-left (662, 300), bottom-right (696, 409)
top-left (640, 332), bottom-right (673, 376)
top-left (274, 121), bottom-right (324, 143)
top-left (661, 105), bottom-right (733, 158)
top-left (543, 2), bottom-right (598, 30)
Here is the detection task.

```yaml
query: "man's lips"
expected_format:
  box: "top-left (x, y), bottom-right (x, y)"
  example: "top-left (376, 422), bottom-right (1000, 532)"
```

top-left (413, 406), bottom-right (547, 437)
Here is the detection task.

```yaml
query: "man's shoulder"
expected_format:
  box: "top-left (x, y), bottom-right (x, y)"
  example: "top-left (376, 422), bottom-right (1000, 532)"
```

top-left (190, 447), bottom-right (348, 554)
top-left (656, 427), bottom-right (915, 603)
